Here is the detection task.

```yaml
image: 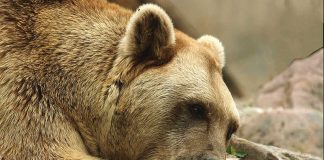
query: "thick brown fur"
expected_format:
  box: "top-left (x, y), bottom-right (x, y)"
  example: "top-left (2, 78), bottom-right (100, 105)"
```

top-left (0, 0), bottom-right (239, 159)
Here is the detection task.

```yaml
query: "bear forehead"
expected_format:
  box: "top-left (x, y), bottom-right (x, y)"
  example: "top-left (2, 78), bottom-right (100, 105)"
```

top-left (172, 31), bottom-right (222, 74)
top-left (145, 32), bottom-right (226, 104)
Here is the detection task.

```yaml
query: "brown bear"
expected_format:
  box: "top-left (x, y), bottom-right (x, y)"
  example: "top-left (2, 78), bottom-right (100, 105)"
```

top-left (0, 0), bottom-right (240, 159)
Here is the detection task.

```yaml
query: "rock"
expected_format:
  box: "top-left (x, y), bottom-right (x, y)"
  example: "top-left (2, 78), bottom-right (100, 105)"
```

top-left (237, 107), bottom-right (323, 157)
top-left (229, 136), bottom-right (322, 160)
top-left (237, 49), bottom-right (324, 158)
top-left (256, 48), bottom-right (323, 112)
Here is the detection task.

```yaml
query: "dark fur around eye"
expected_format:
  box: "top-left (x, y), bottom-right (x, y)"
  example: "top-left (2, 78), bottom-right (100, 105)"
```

top-left (188, 104), bottom-right (208, 120)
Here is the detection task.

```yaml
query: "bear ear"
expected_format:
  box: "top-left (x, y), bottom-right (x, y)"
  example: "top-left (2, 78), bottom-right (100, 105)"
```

top-left (198, 35), bottom-right (225, 68)
top-left (119, 4), bottom-right (175, 63)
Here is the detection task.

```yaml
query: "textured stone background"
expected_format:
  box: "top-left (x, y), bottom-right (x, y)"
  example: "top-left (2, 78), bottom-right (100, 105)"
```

top-left (238, 49), bottom-right (323, 157)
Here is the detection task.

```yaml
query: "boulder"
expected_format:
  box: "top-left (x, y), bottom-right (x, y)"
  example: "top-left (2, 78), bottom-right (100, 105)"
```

top-left (228, 136), bottom-right (322, 160)
top-left (256, 48), bottom-right (323, 112)
top-left (237, 107), bottom-right (323, 157)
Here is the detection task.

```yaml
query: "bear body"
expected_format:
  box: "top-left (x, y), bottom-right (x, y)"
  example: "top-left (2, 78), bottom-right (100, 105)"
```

top-left (0, 0), bottom-right (239, 159)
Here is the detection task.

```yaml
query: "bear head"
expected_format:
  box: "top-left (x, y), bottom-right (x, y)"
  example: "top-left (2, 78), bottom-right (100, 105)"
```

top-left (98, 4), bottom-right (240, 160)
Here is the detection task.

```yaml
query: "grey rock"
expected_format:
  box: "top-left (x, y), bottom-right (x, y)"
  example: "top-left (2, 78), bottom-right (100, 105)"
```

top-left (237, 107), bottom-right (323, 157)
top-left (256, 49), bottom-right (323, 112)
top-left (228, 136), bottom-right (322, 160)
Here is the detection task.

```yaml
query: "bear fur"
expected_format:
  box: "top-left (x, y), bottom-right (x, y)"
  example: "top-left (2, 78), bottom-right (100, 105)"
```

top-left (0, 0), bottom-right (239, 159)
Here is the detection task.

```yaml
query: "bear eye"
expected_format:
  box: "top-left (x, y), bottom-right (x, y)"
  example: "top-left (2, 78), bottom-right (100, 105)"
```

top-left (188, 104), bottom-right (208, 120)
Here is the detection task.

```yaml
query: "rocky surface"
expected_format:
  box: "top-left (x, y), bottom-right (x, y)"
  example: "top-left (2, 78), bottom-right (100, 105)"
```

top-left (236, 49), bottom-right (324, 158)
top-left (237, 107), bottom-right (323, 157)
top-left (256, 48), bottom-right (323, 112)
top-left (227, 136), bottom-right (322, 160)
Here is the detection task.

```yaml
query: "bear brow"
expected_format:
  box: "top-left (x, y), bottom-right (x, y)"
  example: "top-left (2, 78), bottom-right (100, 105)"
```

top-left (202, 50), bottom-right (220, 75)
